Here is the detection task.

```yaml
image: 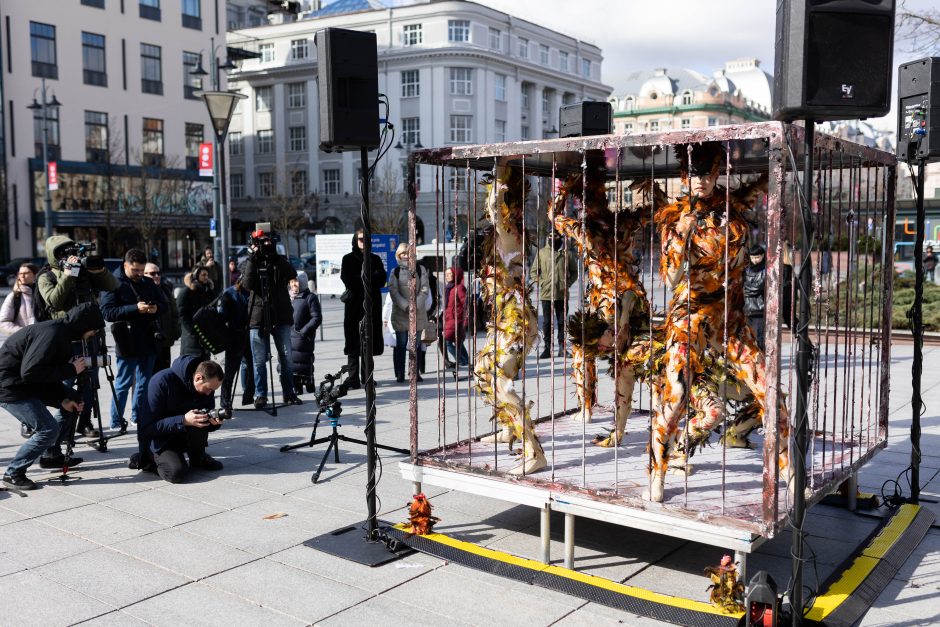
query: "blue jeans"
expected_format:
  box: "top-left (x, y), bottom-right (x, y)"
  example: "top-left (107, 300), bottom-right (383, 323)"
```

top-left (3, 398), bottom-right (62, 475)
top-left (111, 354), bottom-right (156, 428)
top-left (393, 331), bottom-right (425, 379)
top-left (445, 340), bottom-right (470, 366)
top-left (250, 324), bottom-right (293, 399)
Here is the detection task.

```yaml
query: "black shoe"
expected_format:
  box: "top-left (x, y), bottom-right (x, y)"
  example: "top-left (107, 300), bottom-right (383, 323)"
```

top-left (79, 426), bottom-right (101, 439)
top-left (253, 396), bottom-right (267, 409)
top-left (20, 423), bottom-right (33, 439)
top-left (241, 394), bottom-right (253, 407)
top-left (2, 473), bottom-right (37, 491)
top-left (39, 454), bottom-right (84, 469)
top-left (287, 396), bottom-right (303, 406)
top-left (395, 376), bottom-right (405, 383)
top-left (538, 349), bottom-right (551, 359)
top-left (192, 453), bottom-right (223, 471)
top-left (347, 378), bottom-right (361, 390)
top-left (415, 374), bottom-right (424, 383)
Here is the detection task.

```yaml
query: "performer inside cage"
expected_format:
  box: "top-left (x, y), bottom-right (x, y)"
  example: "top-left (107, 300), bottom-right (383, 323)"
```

top-left (647, 141), bottom-right (789, 503)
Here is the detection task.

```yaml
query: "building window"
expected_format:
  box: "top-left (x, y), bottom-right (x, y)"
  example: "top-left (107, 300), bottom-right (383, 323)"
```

top-left (489, 27), bottom-right (501, 50)
top-left (401, 117), bottom-right (420, 145)
top-left (182, 0), bottom-right (201, 29)
top-left (256, 129), bottom-right (273, 153)
top-left (625, 96), bottom-right (635, 111)
top-left (450, 68), bottom-right (472, 95)
top-left (229, 131), bottom-right (242, 156)
top-left (403, 24), bottom-right (422, 46)
top-left (84, 111), bottom-right (109, 163)
top-left (81, 32), bottom-right (107, 87)
top-left (255, 86), bottom-right (272, 111)
top-left (494, 74), bottom-right (507, 102)
top-left (401, 70), bottom-right (420, 98)
top-left (581, 58), bottom-right (591, 78)
top-left (450, 115), bottom-right (472, 143)
top-left (401, 163), bottom-right (421, 192)
top-left (30, 22), bottom-right (58, 79)
top-left (521, 125), bottom-right (529, 140)
top-left (518, 37), bottom-right (528, 59)
top-left (541, 91), bottom-right (550, 116)
top-left (82, 0), bottom-right (106, 7)
top-left (323, 168), bottom-right (341, 195)
top-left (142, 118), bottom-right (164, 166)
top-left (231, 173), bottom-right (244, 199)
top-left (257, 172), bottom-right (274, 197)
top-left (291, 170), bottom-right (308, 196)
top-left (33, 107), bottom-right (60, 160)
top-left (448, 20), bottom-right (470, 43)
top-left (624, 123), bottom-right (633, 132)
top-left (521, 85), bottom-right (529, 109)
top-left (681, 118), bottom-right (691, 129)
top-left (707, 116), bottom-right (717, 126)
top-left (183, 51), bottom-right (202, 99)
top-left (559, 51), bottom-right (568, 72)
top-left (139, 0), bottom-right (161, 21)
top-left (259, 43), bottom-right (274, 63)
top-left (140, 43), bottom-right (163, 95)
top-left (291, 38), bottom-right (308, 59)
top-left (287, 82), bottom-right (305, 108)
top-left (681, 90), bottom-right (693, 106)
top-left (649, 121), bottom-right (659, 132)
top-left (539, 44), bottom-right (549, 65)
top-left (185, 123), bottom-right (203, 169)
top-left (289, 126), bottom-right (307, 152)
top-left (495, 119), bottom-right (506, 142)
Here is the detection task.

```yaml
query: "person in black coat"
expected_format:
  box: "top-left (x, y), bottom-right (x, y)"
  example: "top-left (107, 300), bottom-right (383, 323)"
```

top-left (146, 262), bottom-right (182, 374)
top-left (743, 244), bottom-right (767, 352)
top-left (0, 303), bottom-right (104, 490)
top-left (289, 273), bottom-right (322, 394)
top-left (135, 355), bottom-right (225, 484)
top-left (241, 233), bottom-right (299, 407)
top-left (99, 248), bottom-right (167, 430)
top-left (340, 229), bottom-right (386, 388)
top-left (219, 277), bottom-right (254, 410)
top-left (177, 267), bottom-right (216, 360)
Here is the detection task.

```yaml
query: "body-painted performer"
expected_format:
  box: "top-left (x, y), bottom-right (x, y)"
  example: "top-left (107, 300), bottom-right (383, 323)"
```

top-left (647, 142), bottom-right (789, 502)
top-left (474, 162), bottom-right (544, 475)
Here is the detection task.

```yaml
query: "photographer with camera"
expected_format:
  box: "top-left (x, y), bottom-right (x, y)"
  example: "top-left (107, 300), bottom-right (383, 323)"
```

top-left (135, 355), bottom-right (225, 483)
top-left (36, 236), bottom-right (119, 440)
top-left (100, 248), bottom-right (166, 430)
top-left (0, 303), bottom-right (104, 490)
top-left (145, 263), bottom-right (181, 374)
top-left (178, 266), bottom-right (215, 360)
top-left (242, 227), bottom-right (301, 407)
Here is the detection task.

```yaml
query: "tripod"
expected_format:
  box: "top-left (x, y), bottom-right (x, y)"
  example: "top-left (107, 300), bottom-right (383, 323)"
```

top-left (78, 330), bottom-right (122, 451)
top-left (48, 399), bottom-right (84, 483)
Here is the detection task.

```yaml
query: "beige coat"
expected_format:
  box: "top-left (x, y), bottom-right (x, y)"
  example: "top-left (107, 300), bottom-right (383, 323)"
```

top-left (388, 265), bottom-right (429, 333)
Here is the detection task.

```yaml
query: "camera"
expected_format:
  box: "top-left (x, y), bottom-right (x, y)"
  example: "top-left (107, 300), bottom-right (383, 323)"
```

top-left (72, 337), bottom-right (111, 369)
top-left (315, 366), bottom-right (350, 419)
top-left (250, 222), bottom-right (281, 259)
top-left (195, 407), bottom-right (232, 421)
top-left (56, 242), bottom-right (104, 277)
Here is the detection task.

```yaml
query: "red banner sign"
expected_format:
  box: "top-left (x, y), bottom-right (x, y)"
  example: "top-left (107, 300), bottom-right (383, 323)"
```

top-left (198, 143), bottom-right (213, 177)
top-left (48, 161), bottom-right (58, 190)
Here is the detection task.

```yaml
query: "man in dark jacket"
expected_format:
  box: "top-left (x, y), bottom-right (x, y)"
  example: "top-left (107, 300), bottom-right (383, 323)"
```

top-left (530, 233), bottom-right (577, 358)
top-left (100, 248), bottom-right (167, 429)
top-left (219, 276), bottom-right (254, 411)
top-left (177, 267), bottom-right (215, 360)
top-left (743, 244), bottom-right (767, 352)
top-left (340, 229), bottom-right (386, 388)
top-left (192, 246), bottom-right (223, 296)
top-left (242, 230), bottom-right (299, 407)
top-left (0, 303), bottom-right (104, 490)
top-left (136, 355), bottom-right (225, 483)
top-left (145, 262), bottom-right (181, 374)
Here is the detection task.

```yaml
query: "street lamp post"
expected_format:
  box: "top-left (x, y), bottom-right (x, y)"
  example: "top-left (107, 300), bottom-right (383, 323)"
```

top-left (27, 78), bottom-right (62, 240)
top-left (194, 90), bottom-right (247, 290)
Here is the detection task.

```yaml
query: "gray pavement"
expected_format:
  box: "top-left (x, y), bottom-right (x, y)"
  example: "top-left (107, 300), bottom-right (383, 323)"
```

top-left (0, 296), bottom-right (939, 626)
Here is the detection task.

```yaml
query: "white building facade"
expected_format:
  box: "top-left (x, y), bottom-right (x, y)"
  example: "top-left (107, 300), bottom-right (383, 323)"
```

top-left (0, 0), bottom-right (228, 266)
top-left (226, 0), bottom-right (610, 242)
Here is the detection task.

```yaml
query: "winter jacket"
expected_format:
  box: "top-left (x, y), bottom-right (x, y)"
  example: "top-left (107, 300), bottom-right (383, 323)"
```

top-left (192, 253), bottom-right (223, 295)
top-left (242, 253), bottom-right (296, 329)
top-left (290, 274), bottom-right (322, 378)
top-left (341, 236), bottom-right (386, 355)
top-left (219, 284), bottom-right (250, 335)
top-left (155, 280), bottom-right (181, 349)
top-left (924, 252), bottom-right (938, 272)
top-left (0, 284), bottom-right (36, 337)
top-left (99, 264), bottom-right (167, 357)
top-left (177, 272), bottom-right (217, 356)
top-left (743, 261), bottom-right (766, 318)
top-left (443, 266), bottom-right (468, 342)
top-left (388, 264), bottom-right (429, 333)
top-left (530, 243), bottom-right (577, 301)
top-left (138, 354), bottom-right (217, 458)
top-left (37, 235), bottom-right (118, 319)
top-left (0, 302), bottom-right (104, 405)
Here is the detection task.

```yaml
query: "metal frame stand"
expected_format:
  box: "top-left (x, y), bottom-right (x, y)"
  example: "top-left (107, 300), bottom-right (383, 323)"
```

top-left (910, 157), bottom-right (926, 504)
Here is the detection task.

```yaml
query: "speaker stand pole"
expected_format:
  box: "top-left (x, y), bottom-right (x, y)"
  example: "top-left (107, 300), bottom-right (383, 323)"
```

top-left (791, 120), bottom-right (815, 626)
top-left (911, 158), bottom-right (926, 504)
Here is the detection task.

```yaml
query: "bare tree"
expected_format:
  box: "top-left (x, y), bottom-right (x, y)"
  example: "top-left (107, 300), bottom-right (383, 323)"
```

top-left (124, 153), bottom-right (191, 254)
top-left (898, 0), bottom-right (940, 53)
top-left (268, 163), bottom-right (313, 255)
top-left (370, 160), bottom-right (409, 237)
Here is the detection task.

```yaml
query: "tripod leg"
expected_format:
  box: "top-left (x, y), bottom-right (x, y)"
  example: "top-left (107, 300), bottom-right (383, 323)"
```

top-left (312, 436), bottom-right (337, 484)
top-left (333, 426), bottom-right (341, 463)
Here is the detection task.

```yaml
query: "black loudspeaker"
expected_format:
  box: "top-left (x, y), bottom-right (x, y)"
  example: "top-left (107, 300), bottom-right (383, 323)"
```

top-left (559, 101), bottom-right (612, 138)
top-left (773, 0), bottom-right (895, 122)
top-left (315, 28), bottom-right (379, 152)
top-left (897, 57), bottom-right (940, 164)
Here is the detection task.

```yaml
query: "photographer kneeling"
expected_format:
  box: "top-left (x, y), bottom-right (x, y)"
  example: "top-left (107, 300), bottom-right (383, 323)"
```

top-left (0, 303), bottom-right (104, 490)
top-left (135, 355), bottom-right (226, 484)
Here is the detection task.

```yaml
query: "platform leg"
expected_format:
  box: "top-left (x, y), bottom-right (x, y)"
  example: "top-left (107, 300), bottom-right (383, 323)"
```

top-left (564, 513), bottom-right (575, 570)
top-left (735, 550), bottom-right (747, 587)
top-left (540, 505), bottom-right (551, 564)
top-left (846, 472), bottom-right (858, 511)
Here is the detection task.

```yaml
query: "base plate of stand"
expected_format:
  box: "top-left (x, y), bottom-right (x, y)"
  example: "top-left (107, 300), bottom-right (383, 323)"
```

top-left (303, 520), bottom-right (415, 567)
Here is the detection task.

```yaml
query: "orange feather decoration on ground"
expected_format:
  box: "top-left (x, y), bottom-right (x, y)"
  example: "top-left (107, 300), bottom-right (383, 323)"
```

top-left (406, 493), bottom-right (440, 535)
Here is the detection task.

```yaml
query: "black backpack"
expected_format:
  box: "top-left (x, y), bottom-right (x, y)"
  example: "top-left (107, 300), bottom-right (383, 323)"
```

top-left (32, 265), bottom-right (56, 322)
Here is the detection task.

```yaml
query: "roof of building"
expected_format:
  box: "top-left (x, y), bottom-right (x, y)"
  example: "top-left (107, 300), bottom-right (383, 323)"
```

top-left (620, 68), bottom-right (709, 98)
top-left (304, 0), bottom-right (386, 18)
